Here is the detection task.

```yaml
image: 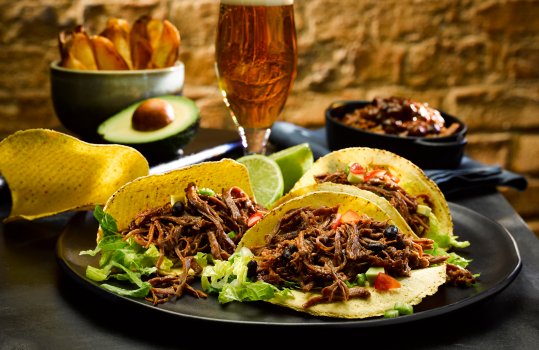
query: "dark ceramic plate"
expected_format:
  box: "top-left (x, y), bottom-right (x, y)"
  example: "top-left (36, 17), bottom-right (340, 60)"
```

top-left (326, 100), bottom-right (468, 169)
top-left (56, 203), bottom-right (521, 327)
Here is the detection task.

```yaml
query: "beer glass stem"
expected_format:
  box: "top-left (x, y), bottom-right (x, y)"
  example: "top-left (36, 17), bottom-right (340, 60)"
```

top-left (239, 126), bottom-right (271, 155)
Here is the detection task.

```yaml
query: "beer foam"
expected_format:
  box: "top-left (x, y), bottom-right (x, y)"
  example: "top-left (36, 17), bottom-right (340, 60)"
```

top-left (221, 0), bottom-right (293, 5)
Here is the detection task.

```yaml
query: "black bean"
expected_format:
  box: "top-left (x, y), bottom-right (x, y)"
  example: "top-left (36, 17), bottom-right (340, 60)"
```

top-left (384, 225), bottom-right (399, 239)
top-left (172, 201), bottom-right (184, 216)
top-left (246, 260), bottom-right (258, 279)
top-left (282, 245), bottom-right (294, 260)
top-left (368, 242), bottom-right (386, 252)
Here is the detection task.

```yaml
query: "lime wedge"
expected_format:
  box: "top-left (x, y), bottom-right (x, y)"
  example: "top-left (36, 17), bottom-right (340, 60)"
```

top-left (236, 154), bottom-right (284, 208)
top-left (269, 143), bottom-right (314, 193)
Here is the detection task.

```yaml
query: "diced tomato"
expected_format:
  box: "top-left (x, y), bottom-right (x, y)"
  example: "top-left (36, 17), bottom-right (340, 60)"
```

top-left (388, 173), bottom-right (400, 183)
top-left (332, 210), bottom-right (361, 229)
top-left (331, 213), bottom-right (342, 229)
top-left (340, 209), bottom-right (361, 224)
top-left (247, 211), bottom-right (265, 227)
top-left (364, 168), bottom-right (387, 181)
top-left (374, 273), bottom-right (401, 290)
top-left (349, 163), bottom-right (365, 175)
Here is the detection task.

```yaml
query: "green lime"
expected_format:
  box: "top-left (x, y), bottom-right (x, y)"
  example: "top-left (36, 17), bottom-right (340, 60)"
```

top-left (269, 143), bottom-right (314, 193)
top-left (236, 154), bottom-right (284, 208)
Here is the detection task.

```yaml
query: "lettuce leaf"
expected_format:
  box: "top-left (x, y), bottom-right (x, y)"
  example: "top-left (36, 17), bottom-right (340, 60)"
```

top-left (426, 213), bottom-right (470, 250)
top-left (79, 205), bottom-right (167, 298)
top-left (200, 247), bottom-right (290, 303)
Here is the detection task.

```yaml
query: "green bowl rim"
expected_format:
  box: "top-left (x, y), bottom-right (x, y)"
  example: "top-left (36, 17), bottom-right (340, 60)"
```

top-left (49, 60), bottom-right (184, 75)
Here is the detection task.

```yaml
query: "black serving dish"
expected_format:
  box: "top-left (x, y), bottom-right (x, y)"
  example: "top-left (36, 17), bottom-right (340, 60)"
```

top-left (325, 100), bottom-right (468, 169)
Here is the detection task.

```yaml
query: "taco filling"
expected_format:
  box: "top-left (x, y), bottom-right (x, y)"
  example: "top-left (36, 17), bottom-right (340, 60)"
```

top-left (202, 190), bottom-right (477, 318)
top-left (314, 163), bottom-right (432, 237)
top-left (250, 204), bottom-right (446, 308)
top-left (80, 159), bottom-right (273, 304)
top-left (127, 183), bottom-right (266, 303)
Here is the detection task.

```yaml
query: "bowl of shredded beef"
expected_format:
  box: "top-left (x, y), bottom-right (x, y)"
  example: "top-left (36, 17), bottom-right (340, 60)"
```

top-left (325, 97), bottom-right (468, 169)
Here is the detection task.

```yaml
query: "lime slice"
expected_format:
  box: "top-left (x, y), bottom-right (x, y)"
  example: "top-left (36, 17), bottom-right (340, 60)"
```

top-left (236, 154), bottom-right (284, 208)
top-left (269, 143), bottom-right (314, 193)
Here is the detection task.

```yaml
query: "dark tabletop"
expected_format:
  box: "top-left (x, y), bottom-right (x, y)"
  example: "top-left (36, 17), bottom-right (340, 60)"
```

top-left (1, 128), bottom-right (538, 349)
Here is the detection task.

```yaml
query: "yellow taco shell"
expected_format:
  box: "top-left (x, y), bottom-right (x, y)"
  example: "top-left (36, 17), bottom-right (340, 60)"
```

top-left (238, 191), bottom-right (447, 319)
top-left (100, 158), bottom-right (253, 239)
top-left (291, 147), bottom-right (453, 237)
top-left (269, 264), bottom-right (446, 319)
top-left (239, 191), bottom-right (405, 249)
top-left (275, 182), bottom-right (417, 238)
top-left (0, 129), bottom-right (149, 222)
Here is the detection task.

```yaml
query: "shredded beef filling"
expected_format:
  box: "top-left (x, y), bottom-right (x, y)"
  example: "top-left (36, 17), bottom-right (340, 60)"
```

top-left (446, 263), bottom-right (477, 287)
top-left (252, 205), bottom-right (445, 308)
top-left (121, 182), bottom-right (266, 305)
top-left (314, 171), bottom-right (432, 236)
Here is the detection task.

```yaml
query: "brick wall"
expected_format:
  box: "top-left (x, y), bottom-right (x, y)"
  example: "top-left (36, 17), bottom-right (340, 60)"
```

top-left (1, 0), bottom-right (538, 236)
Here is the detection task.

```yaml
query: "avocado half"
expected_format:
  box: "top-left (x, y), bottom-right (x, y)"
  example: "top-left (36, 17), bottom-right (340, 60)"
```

top-left (97, 95), bottom-right (200, 162)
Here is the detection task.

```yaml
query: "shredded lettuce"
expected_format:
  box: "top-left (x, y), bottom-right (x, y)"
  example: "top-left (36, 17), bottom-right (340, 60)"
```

top-left (79, 205), bottom-right (169, 298)
top-left (201, 247), bottom-right (291, 304)
top-left (446, 252), bottom-right (473, 269)
top-left (425, 213), bottom-right (470, 250)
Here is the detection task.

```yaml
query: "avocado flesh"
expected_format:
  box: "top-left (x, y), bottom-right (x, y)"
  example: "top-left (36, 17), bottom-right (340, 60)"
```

top-left (98, 95), bottom-right (199, 144)
top-left (98, 95), bottom-right (200, 162)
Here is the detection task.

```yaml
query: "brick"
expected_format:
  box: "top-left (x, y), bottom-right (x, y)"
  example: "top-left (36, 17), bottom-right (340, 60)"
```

top-left (444, 86), bottom-right (539, 130)
top-left (507, 44), bottom-right (539, 80)
top-left (466, 133), bottom-right (512, 168)
top-left (473, 0), bottom-right (539, 34)
top-left (512, 134), bottom-right (539, 174)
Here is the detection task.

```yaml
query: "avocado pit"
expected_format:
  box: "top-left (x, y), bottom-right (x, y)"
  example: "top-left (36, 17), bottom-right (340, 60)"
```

top-left (132, 98), bottom-right (175, 131)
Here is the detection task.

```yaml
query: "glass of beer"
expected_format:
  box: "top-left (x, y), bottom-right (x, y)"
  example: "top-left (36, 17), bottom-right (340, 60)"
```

top-left (215, 0), bottom-right (298, 155)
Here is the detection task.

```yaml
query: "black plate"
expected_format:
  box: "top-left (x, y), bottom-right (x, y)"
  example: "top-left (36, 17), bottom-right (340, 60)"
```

top-left (56, 202), bottom-right (521, 327)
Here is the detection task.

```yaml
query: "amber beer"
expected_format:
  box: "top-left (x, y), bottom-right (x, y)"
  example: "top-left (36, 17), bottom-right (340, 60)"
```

top-left (215, 0), bottom-right (297, 129)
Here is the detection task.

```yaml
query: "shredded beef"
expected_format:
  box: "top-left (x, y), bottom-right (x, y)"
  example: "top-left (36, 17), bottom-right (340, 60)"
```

top-left (121, 182), bottom-right (266, 305)
top-left (446, 263), bottom-right (477, 287)
top-left (252, 205), bottom-right (444, 308)
top-left (314, 171), bottom-right (431, 236)
top-left (339, 96), bottom-right (459, 137)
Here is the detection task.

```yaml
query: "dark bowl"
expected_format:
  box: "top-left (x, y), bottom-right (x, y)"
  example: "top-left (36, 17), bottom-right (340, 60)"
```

top-left (325, 100), bottom-right (468, 169)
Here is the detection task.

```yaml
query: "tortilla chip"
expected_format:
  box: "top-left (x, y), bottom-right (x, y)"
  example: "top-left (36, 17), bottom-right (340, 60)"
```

top-left (291, 147), bottom-right (453, 236)
top-left (100, 159), bottom-right (253, 237)
top-left (269, 264), bottom-right (446, 319)
top-left (0, 129), bottom-right (149, 222)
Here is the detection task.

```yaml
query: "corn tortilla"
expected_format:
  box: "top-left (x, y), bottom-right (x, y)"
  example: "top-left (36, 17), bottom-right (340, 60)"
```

top-left (99, 159), bottom-right (254, 240)
top-left (291, 147), bottom-right (453, 237)
top-left (0, 129), bottom-right (149, 222)
top-left (275, 182), bottom-right (417, 238)
top-left (269, 264), bottom-right (446, 319)
top-left (238, 191), bottom-right (447, 319)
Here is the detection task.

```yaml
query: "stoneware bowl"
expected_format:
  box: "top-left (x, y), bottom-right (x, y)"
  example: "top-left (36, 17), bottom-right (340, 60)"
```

top-left (49, 60), bottom-right (185, 142)
top-left (325, 100), bottom-right (468, 169)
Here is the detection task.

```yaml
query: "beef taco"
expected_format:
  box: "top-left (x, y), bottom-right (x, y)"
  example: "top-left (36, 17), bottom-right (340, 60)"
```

top-left (82, 159), bottom-right (268, 304)
top-left (202, 191), bottom-right (448, 319)
top-left (289, 147), bottom-right (454, 248)
top-left (275, 182), bottom-right (417, 239)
